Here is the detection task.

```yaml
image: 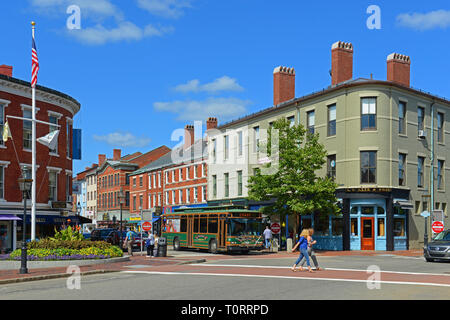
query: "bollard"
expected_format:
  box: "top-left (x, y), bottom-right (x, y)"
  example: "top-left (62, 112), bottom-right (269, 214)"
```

top-left (272, 239), bottom-right (279, 252)
top-left (287, 238), bottom-right (293, 252)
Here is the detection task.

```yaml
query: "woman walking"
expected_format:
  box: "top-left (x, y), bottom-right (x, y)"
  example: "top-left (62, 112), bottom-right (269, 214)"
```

top-left (299, 228), bottom-right (322, 271)
top-left (291, 229), bottom-right (314, 273)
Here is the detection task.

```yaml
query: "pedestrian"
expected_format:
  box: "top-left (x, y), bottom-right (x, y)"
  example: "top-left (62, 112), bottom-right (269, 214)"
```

top-left (263, 225), bottom-right (272, 250)
top-left (154, 233), bottom-right (160, 257)
top-left (146, 232), bottom-right (156, 258)
top-left (291, 229), bottom-right (314, 273)
top-left (299, 228), bottom-right (322, 271)
top-left (124, 228), bottom-right (135, 256)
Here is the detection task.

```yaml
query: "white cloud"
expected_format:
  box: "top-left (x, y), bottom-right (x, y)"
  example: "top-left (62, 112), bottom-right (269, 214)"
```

top-left (93, 132), bottom-right (152, 148)
top-left (397, 10), bottom-right (450, 31)
top-left (137, 0), bottom-right (193, 18)
top-left (68, 22), bottom-right (174, 45)
top-left (154, 97), bottom-right (251, 122)
top-left (174, 76), bottom-right (244, 94)
top-left (31, 0), bottom-right (124, 21)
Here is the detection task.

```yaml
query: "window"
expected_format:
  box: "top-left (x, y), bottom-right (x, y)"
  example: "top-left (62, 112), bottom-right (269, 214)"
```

top-left (194, 215), bottom-right (199, 233)
top-left (158, 173), bottom-right (161, 187)
top-left (327, 155), bottom-right (336, 180)
top-left (133, 177), bottom-right (136, 187)
top-left (125, 192), bottom-right (130, 207)
top-left (361, 98), bottom-right (376, 130)
top-left (328, 104), bottom-right (336, 136)
top-left (418, 156), bottom-right (425, 187)
top-left (139, 176), bottom-right (143, 187)
top-left (351, 218), bottom-right (358, 236)
top-left (202, 186), bottom-right (206, 202)
top-left (224, 135), bottom-right (229, 160)
top-left (307, 111), bottom-right (315, 134)
top-left (186, 188), bottom-right (190, 203)
top-left (125, 174), bottom-right (130, 185)
top-left (133, 196), bottom-right (136, 211)
top-left (254, 126), bottom-right (260, 152)
top-left (66, 121), bottom-right (71, 158)
top-left (361, 151), bottom-right (377, 184)
top-left (165, 191), bottom-right (169, 205)
top-left (399, 101), bottom-right (406, 134)
top-left (208, 215), bottom-right (218, 233)
top-left (237, 171), bottom-right (243, 196)
top-left (194, 166), bottom-right (198, 179)
top-left (0, 166), bottom-right (4, 199)
top-left (314, 213), bottom-right (329, 236)
top-left (212, 175), bottom-right (217, 198)
top-left (224, 173), bottom-right (229, 198)
top-left (153, 174), bottom-right (156, 188)
top-left (238, 131), bottom-right (243, 156)
top-left (212, 139), bottom-right (217, 163)
top-left (378, 218), bottom-right (385, 237)
top-left (194, 187), bottom-right (198, 202)
top-left (48, 171), bottom-right (57, 201)
top-left (0, 104), bottom-right (4, 146)
top-left (48, 115), bottom-right (58, 154)
top-left (172, 190), bottom-right (176, 205)
top-left (23, 109), bottom-right (32, 150)
top-left (200, 216), bottom-right (207, 233)
top-left (179, 189), bottom-right (183, 204)
top-left (139, 195), bottom-right (143, 209)
top-left (418, 107), bottom-right (425, 133)
top-left (437, 160), bottom-right (444, 190)
top-left (399, 153), bottom-right (406, 186)
top-left (393, 219), bottom-right (406, 237)
top-left (415, 201), bottom-right (421, 215)
top-left (331, 218), bottom-right (343, 236)
top-left (437, 112), bottom-right (444, 143)
top-left (287, 116), bottom-right (295, 128)
top-left (180, 216), bottom-right (187, 233)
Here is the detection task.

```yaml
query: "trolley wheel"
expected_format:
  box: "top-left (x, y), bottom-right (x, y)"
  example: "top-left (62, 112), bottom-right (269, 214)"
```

top-left (173, 237), bottom-right (181, 251)
top-left (209, 239), bottom-right (218, 254)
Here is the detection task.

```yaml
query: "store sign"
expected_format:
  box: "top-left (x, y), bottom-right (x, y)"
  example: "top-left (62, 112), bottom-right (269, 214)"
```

top-left (51, 201), bottom-right (67, 209)
top-left (345, 188), bottom-right (392, 193)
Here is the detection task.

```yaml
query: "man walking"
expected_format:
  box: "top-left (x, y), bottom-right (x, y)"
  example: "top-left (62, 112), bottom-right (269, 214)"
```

top-left (124, 228), bottom-right (135, 256)
top-left (263, 225), bottom-right (272, 250)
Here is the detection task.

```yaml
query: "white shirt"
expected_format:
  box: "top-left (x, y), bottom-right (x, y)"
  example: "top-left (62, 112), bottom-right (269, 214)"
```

top-left (263, 229), bottom-right (272, 240)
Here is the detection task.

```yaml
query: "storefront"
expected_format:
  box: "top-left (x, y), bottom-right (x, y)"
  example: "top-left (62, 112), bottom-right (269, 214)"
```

top-left (0, 215), bottom-right (21, 254)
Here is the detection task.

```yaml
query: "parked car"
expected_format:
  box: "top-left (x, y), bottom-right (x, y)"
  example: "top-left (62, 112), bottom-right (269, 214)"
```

top-left (424, 229), bottom-right (450, 262)
top-left (90, 228), bottom-right (120, 246)
top-left (120, 230), bottom-right (149, 249)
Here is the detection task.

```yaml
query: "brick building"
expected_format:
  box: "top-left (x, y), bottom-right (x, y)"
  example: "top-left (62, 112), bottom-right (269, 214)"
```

top-left (95, 146), bottom-right (170, 227)
top-left (0, 66), bottom-right (80, 253)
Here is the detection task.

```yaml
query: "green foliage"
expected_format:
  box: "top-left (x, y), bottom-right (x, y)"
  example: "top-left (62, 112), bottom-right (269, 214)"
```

top-left (9, 246), bottom-right (123, 260)
top-left (248, 118), bottom-right (339, 217)
top-left (50, 226), bottom-right (84, 241)
top-left (27, 239), bottom-right (112, 250)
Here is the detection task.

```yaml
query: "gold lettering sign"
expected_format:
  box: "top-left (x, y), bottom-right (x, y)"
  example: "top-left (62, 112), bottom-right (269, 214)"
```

top-left (345, 188), bottom-right (392, 193)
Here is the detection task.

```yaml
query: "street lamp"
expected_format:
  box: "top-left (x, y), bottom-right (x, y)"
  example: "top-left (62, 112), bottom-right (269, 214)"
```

top-left (422, 194), bottom-right (431, 247)
top-left (117, 188), bottom-right (125, 248)
top-left (18, 175), bottom-right (33, 275)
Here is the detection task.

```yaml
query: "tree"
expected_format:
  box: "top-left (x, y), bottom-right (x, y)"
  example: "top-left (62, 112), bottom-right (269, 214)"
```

top-left (248, 118), bottom-right (339, 234)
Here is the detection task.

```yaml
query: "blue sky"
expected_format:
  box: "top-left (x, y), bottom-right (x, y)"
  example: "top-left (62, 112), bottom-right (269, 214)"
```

top-left (1, 1), bottom-right (449, 175)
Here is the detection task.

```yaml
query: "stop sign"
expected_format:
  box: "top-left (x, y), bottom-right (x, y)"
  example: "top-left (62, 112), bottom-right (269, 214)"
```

top-left (142, 221), bottom-right (152, 232)
top-left (432, 221), bottom-right (445, 234)
top-left (271, 223), bottom-right (281, 234)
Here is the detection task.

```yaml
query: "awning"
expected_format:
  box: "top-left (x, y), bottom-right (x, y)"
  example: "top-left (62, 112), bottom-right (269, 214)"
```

top-left (129, 217), bottom-right (161, 225)
top-left (0, 215), bottom-right (22, 221)
top-left (395, 201), bottom-right (414, 210)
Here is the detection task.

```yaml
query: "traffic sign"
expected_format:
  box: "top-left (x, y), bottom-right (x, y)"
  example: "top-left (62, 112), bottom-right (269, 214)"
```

top-left (432, 221), bottom-right (445, 234)
top-left (420, 211), bottom-right (430, 218)
top-left (142, 221), bottom-right (152, 232)
top-left (271, 223), bottom-right (281, 234)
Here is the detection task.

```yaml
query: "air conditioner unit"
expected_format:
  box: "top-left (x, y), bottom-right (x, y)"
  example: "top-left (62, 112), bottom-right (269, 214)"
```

top-left (418, 130), bottom-right (426, 139)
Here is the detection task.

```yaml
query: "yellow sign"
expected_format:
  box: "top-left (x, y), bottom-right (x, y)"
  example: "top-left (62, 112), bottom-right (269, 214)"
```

top-left (130, 217), bottom-right (141, 221)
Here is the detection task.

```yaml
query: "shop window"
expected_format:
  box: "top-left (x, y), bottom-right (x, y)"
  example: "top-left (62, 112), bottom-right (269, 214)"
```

top-left (377, 206), bottom-right (385, 215)
top-left (200, 215), bottom-right (208, 233)
top-left (331, 218), bottom-right (343, 236)
top-left (301, 217), bottom-right (312, 230)
top-left (361, 207), bottom-right (375, 215)
top-left (351, 218), bottom-right (358, 236)
top-left (394, 218), bottom-right (406, 237)
top-left (393, 207), bottom-right (407, 215)
top-left (314, 214), bottom-right (329, 236)
top-left (377, 218), bottom-right (385, 237)
top-left (350, 207), bottom-right (358, 215)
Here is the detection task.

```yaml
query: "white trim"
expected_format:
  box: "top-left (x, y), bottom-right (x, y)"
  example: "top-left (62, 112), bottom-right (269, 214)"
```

top-left (65, 117), bottom-right (73, 124)
top-left (47, 110), bottom-right (63, 119)
top-left (21, 104), bottom-right (40, 113)
top-left (47, 166), bottom-right (63, 173)
top-left (0, 161), bottom-right (11, 168)
top-left (0, 98), bottom-right (11, 106)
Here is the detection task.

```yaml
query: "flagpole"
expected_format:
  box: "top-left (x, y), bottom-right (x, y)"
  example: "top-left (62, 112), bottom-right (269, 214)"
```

top-left (31, 21), bottom-right (37, 241)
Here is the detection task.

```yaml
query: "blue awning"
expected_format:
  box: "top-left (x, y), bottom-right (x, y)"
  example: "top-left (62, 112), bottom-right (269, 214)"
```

top-left (0, 215), bottom-right (22, 221)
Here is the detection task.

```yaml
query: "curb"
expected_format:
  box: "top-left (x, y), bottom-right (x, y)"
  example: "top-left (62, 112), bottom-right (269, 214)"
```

top-left (0, 269), bottom-right (120, 286)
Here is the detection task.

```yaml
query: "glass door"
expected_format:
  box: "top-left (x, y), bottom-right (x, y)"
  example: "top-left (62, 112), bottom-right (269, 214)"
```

top-left (187, 216), bottom-right (194, 247)
top-left (361, 217), bottom-right (375, 250)
top-left (218, 216), bottom-right (226, 248)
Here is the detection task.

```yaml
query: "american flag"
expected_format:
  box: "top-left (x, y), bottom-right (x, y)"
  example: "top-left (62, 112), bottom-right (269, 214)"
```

top-left (31, 38), bottom-right (39, 88)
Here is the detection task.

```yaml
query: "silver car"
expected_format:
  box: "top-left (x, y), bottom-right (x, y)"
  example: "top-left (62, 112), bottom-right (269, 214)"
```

top-left (424, 230), bottom-right (450, 262)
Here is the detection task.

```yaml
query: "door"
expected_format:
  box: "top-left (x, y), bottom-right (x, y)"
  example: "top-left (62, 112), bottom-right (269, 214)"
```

top-left (187, 216), bottom-right (194, 247)
top-left (218, 217), bottom-right (226, 248)
top-left (361, 217), bottom-right (375, 250)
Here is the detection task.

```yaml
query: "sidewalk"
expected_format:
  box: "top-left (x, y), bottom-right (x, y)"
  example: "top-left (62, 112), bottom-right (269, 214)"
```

top-left (0, 254), bottom-right (207, 285)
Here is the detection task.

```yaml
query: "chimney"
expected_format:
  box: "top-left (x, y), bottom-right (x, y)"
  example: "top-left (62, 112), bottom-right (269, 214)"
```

top-left (184, 125), bottom-right (194, 149)
top-left (206, 117), bottom-right (218, 130)
top-left (98, 154), bottom-right (106, 166)
top-left (273, 66), bottom-right (295, 106)
top-left (387, 53), bottom-right (411, 87)
top-left (0, 65), bottom-right (13, 77)
top-left (331, 41), bottom-right (353, 85)
top-left (113, 149), bottom-right (122, 161)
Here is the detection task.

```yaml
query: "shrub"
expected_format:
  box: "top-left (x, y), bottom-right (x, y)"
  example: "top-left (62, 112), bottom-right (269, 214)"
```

top-left (27, 239), bottom-right (112, 250)
top-left (9, 246), bottom-right (123, 261)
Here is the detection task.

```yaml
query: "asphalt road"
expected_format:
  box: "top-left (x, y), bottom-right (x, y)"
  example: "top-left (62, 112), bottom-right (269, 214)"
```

top-left (0, 255), bottom-right (449, 300)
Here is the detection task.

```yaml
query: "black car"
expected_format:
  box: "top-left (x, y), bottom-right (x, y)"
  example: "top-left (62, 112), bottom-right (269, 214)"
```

top-left (424, 229), bottom-right (450, 262)
top-left (90, 228), bottom-right (120, 246)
